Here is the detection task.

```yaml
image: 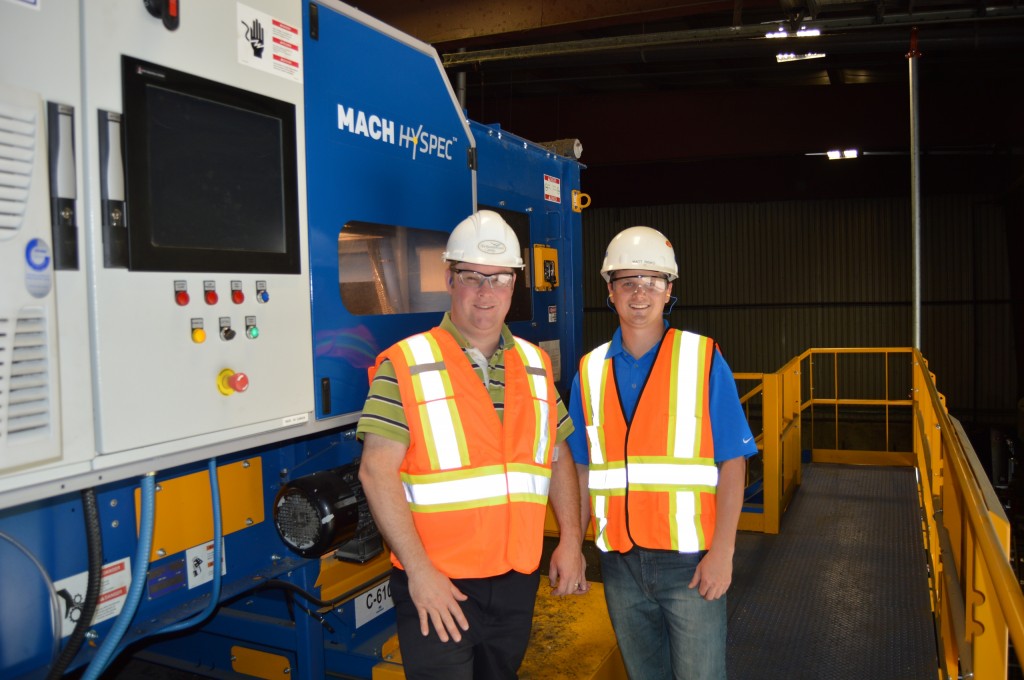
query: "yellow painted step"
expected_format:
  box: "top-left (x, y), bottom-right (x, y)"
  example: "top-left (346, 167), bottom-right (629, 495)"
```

top-left (372, 581), bottom-right (626, 680)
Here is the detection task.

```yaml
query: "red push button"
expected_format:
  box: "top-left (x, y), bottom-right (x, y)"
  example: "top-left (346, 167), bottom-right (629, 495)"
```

top-left (175, 290), bottom-right (190, 306)
top-left (227, 372), bottom-right (249, 392)
top-left (231, 289), bottom-right (245, 304)
top-left (205, 289), bottom-right (219, 305)
top-left (217, 369), bottom-right (249, 396)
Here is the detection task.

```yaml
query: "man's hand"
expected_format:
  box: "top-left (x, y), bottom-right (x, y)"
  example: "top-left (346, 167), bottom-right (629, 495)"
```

top-left (407, 564), bottom-right (470, 642)
top-left (547, 446), bottom-right (588, 596)
top-left (688, 546), bottom-right (733, 600)
top-left (360, 433), bottom-right (471, 641)
top-left (689, 455), bottom-right (745, 600)
top-left (548, 540), bottom-right (589, 596)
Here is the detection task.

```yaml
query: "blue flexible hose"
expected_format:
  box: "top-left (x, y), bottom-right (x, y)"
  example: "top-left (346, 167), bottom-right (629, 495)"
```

top-left (81, 472), bottom-right (156, 680)
top-left (155, 457), bottom-right (223, 635)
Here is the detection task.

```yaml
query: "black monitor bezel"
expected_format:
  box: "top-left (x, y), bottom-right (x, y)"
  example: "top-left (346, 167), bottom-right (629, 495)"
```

top-left (121, 55), bottom-right (301, 274)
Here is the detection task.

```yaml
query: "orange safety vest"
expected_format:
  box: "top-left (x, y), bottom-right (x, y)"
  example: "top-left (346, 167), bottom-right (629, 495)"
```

top-left (372, 327), bottom-right (557, 578)
top-left (579, 329), bottom-right (719, 554)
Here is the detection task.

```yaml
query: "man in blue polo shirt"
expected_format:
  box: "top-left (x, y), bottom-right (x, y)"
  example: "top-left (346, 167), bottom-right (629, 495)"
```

top-left (567, 225), bottom-right (758, 680)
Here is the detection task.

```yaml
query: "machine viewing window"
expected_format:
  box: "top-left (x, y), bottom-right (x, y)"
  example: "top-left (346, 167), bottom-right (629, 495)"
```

top-left (338, 221), bottom-right (531, 322)
top-left (121, 56), bottom-right (300, 273)
top-left (339, 222), bottom-right (449, 316)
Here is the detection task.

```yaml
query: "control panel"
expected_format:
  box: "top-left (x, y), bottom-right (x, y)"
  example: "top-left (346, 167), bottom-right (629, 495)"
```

top-left (81, 1), bottom-right (314, 455)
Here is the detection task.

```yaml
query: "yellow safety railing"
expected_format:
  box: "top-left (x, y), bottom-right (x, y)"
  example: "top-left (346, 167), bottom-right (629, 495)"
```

top-left (739, 347), bottom-right (1024, 679)
top-left (912, 348), bottom-right (1020, 680)
top-left (735, 358), bottom-right (802, 534)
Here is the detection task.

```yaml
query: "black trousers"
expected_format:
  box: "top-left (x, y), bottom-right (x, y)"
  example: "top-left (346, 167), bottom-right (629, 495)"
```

top-left (389, 566), bottom-right (541, 680)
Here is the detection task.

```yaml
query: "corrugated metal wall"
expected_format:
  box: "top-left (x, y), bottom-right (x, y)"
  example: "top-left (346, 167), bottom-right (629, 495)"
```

top-left (578, 194), bottom-right (1017, 422)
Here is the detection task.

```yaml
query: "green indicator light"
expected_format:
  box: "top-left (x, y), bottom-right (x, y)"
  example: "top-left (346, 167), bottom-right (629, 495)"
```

top-left (247, 326), bottom-right (260, 339)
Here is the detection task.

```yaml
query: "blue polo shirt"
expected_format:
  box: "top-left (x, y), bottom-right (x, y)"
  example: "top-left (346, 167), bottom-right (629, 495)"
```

top-left (567, 325), bottom-right (758, 466)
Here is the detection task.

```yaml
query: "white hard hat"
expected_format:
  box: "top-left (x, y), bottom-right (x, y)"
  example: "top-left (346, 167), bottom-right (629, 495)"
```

top-left (442, 210), bottom-right (524, 269)
top-left (601, 226), bottom-right (678, 281)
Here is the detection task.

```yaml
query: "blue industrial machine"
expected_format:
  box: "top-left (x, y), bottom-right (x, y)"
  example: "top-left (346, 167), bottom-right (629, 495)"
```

top-left (472, 120), bottom-right (586, 391)
top-left (0, 1), bottom-right (584, 678)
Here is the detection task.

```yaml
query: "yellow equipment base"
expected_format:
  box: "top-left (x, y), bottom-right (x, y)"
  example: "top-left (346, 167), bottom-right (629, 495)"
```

top-left (371, 581), bottom-right (626, 679)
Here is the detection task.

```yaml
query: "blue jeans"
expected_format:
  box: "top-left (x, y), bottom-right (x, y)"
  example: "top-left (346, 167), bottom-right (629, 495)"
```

top-left (600, 548), bottom-right (727, 680)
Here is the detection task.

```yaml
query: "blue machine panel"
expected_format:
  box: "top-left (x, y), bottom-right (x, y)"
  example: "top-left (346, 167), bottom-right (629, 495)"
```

top-left (304, 1), bottom-right (475, 420)
top-left (473, 122), bottom-right (586, 394)
top-left (0, 4), bottom-right (588, 680)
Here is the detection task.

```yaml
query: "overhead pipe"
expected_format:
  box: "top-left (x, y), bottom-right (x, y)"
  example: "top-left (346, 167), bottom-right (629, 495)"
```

top-left (908, 28), bottom-right (922, 350)
top-left (441, 7), bottom-right (1024, 67)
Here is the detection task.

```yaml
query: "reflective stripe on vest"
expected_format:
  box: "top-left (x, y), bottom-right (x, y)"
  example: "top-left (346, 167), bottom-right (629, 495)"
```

top-left (397, 333), bottom-right (468, 471)
top-left (512, 337), bottom-right (551, 465)
top-left (402, 463), bottom-right (552, 512)
top-left (588, 459), bottom-right (719, 492)
top-left (580, 330), bottom-right (719, 553)
top-left (580, 342), bottom-right (611, 466)
top-left (580, 342), bottom-right (614, 550)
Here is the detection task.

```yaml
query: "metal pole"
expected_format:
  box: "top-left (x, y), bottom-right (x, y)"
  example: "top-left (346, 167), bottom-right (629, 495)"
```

top-left (907, 28), bottom-right (922, 350)
top-left (456, 48), bottom-right (467, 111)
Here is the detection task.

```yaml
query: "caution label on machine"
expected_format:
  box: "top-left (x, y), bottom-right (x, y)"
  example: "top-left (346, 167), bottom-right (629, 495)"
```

top-left (52, 557), bottom-right (132, 637)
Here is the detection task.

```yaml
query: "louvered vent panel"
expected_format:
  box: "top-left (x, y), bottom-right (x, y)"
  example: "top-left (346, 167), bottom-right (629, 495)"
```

top-left (0, 317), bottom-right (7, 441)
top-left (0, 100), bottom-right (36, 238)
top-left (6, 311), bottom-right (50, 442)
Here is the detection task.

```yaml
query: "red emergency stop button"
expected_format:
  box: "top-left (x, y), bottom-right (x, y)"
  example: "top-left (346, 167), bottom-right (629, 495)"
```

top-left (217, 369), bottom-right (249, 396)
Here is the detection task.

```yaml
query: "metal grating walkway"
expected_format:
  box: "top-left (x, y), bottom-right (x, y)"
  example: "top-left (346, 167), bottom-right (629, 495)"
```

top-left (728, 463), bottom-right (939, 679)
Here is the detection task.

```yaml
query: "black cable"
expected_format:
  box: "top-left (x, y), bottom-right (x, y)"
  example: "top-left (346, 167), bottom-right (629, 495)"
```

top-left (46, 489), bottom-right (103, 680)
top-left (283, 590), bottom-right (336, 634)
top-left (252, 574), bottom-right (388, 610)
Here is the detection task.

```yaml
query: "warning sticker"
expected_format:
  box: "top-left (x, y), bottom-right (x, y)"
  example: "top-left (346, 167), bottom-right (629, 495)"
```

top-left (237, 3), bottom-right (303, 83)
top-left (543, 175), bottom-right (562, 203)
top-left (53, 557), bottom-right (132, 638)
top-left (539, 339), bottom-right (562, 383)
top-left (185, 540), bottom-right (227, 590)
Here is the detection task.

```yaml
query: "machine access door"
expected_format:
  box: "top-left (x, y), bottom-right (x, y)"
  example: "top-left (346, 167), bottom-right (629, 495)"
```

top-left (303, 1), bottom-right (475, 420)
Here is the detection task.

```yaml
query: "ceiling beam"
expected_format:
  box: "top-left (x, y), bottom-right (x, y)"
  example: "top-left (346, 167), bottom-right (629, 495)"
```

top-left (440, 8), bottom-right (1022, 67)
top-left (351, 0), bottom-right (775, 44)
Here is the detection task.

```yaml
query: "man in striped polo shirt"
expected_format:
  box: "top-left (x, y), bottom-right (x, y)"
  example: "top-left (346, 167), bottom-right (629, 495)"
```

top-left (357, 210), bottom-right (586, 680)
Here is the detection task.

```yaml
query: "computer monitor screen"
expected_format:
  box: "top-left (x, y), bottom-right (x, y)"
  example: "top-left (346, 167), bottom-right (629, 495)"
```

top-left (121, 56), bottom-right (299, 273)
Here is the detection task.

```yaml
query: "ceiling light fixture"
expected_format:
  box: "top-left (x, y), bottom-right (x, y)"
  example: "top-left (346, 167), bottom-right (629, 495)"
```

top-left (776, 52), bottom-right (826, 63)
top-left (766, 25), bottom-right (821, 39)
top-left (824, 149), bottom-right (859, 160)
